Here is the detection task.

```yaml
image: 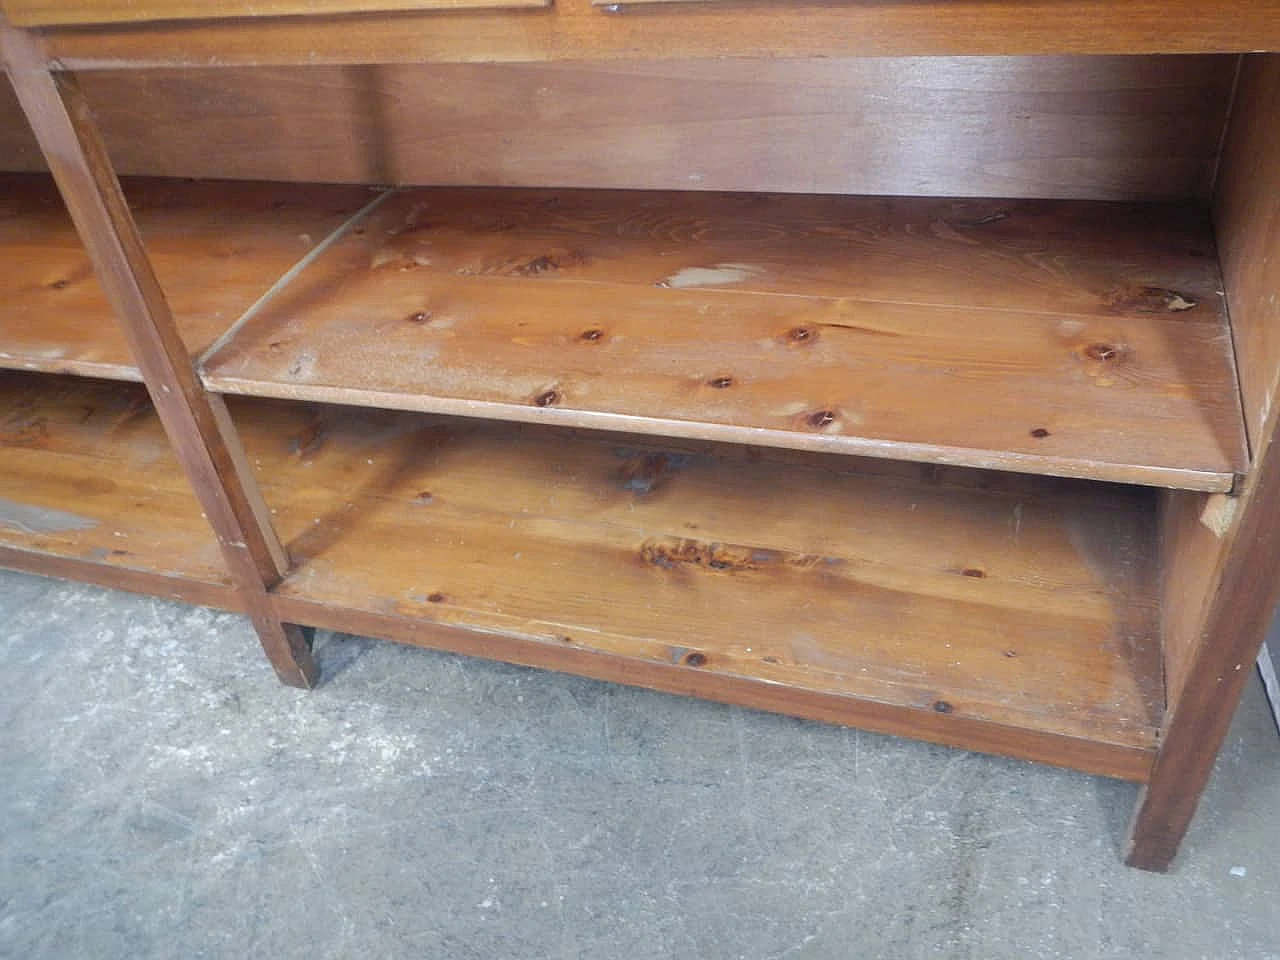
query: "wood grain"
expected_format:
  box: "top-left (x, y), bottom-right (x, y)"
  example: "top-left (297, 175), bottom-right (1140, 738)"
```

top-left (219, 394), bottom-right (1163, 778)
top-left (0, 57), bottom-right (1238, 202)
top-left (0, 371), bottom-right (234, 598)
top-left (0, 173), bottom-right (379, 379)
top-left (1126, 54), bottom-right (1280, 871)
top-left (1214, 55), bottom-right (1280, 453)
top-left (3, 25), bottom-right (315, 685)
top-left (29, 0), bottom-right (1280, 67)
top-left (2, 0), bottom-right (545, 27)
top-left (201, 187), bottom-right (1246, 491)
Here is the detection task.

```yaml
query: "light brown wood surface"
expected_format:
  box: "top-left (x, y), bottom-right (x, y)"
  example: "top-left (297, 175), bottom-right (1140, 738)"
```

top-left (28, 0), bottom-right (1280, 67)
top-left (201, 187), bottom-right (1246, 491)
top-left (1, 0), bottom-right (544, 27)
top-left (0, 371), bottom-right (234, 599)
top-left (0, 57), bottom-right (1238, 202)
top-left (0, 173), bottom-right (376, 379)
top-left (221, 396), bottom-right (1163, 779)
top-left (1126, 53), bottom-right (1280, 871)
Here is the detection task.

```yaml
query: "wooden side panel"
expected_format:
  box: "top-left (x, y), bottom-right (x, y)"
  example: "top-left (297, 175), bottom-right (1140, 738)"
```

top-left (1155, 489), bottom-right (1225, 714)
top-left (1, 0), bottom-right (546, 28)
top-left (1127, 54), bottom-right (1280, 871)
top-left (201, 188), bottom-right (1245, 491)
top-left (1215, 56), bottom-right (1280, 451)
top-left (0, 57), bottom-right (1239, 201)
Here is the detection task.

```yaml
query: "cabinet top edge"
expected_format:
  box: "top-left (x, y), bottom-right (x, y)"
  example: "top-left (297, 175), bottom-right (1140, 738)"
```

top-left (10, 1), bottom-right (1279, 70)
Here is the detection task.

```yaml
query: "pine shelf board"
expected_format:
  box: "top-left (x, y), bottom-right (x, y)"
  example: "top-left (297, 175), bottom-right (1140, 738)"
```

top-left (0, 174), bottom-right (376, 381)
top-left (0, 372), bottom-right (238, 607)
top-left (227, 395), bottom-right (1163, 780)
top-left (200, 187), bottom-right (1247, 492)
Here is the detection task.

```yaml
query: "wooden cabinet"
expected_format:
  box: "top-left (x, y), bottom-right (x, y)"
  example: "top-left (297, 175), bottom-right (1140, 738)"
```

top-left (2, 2), bottom-right (1279, 872)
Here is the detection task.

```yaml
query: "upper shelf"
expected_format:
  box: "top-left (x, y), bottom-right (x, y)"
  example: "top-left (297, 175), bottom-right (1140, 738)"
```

top-left (0, 174), bottom-right (375, 381)
top-left (201, 186), bottom-right (1247, 492)
top-left (23, 0), bottom-right (1280, 67)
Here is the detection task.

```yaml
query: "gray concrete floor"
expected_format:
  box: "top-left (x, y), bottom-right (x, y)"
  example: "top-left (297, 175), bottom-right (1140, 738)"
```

top-left (0, 568), bottom-right (1277, 959)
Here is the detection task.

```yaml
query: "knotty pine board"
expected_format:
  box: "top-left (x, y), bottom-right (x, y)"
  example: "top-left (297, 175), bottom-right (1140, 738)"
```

top-left (201, 187), bottom-right (1246, 491)
top-left (226, 397), bottom-right (1163, 779)
top-left (0, 368), bottom-right (1163, 779)
top-left (0, 372), bottom-right (236, 606)
top-left (0, 174), bottom-right (376, 379)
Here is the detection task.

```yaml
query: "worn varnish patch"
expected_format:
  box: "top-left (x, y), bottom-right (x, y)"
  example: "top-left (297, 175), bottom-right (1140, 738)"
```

top-left (639, 536), bottom-right (834, 573)
top-left (657, 263), bottom-right (765, 289)
top-left (0, 374), bottom-right (232, 592)
top-left (0, 498), bottom-right (97, 534)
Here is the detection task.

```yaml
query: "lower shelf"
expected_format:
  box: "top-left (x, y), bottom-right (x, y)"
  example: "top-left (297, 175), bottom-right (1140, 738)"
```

top-left (0, 372), bottom-right (1163, 781)
top-left (232, 394), bottom-right (1163, 780)
top-left (0, 372), bottom-right (237, 608)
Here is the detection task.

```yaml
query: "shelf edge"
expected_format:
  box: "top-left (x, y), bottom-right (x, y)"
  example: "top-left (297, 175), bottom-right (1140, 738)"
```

top-left (274, 595), bottom-right (1159, 783)
top-left (203, 374), bottom-right (1237, 493)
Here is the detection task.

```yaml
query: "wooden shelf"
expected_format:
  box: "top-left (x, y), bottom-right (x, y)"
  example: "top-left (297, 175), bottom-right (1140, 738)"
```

top-left (0, 372), bottom-right (237, 608)
top-left (201, 187), bottom-right (1246, 492)
top-left (225, 394), bottom-right (1163, 780)
top-left (0, 174), bottom-right (376, 380)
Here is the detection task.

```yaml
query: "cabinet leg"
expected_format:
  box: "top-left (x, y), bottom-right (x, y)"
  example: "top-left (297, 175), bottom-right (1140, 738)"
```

top-left (1122, 669), bottom-right (1254, 873)
top-left (254, 619), bottom-right (318, 690)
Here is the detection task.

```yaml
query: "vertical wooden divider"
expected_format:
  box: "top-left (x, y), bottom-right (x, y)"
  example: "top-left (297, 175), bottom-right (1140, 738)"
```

top-left (0, 20), bottom-right (317, 688)
top-left (1124, 55), bottom-right (1280, 871)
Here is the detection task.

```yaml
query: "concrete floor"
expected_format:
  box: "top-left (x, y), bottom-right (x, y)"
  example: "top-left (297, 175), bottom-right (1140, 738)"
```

top-left (0, 568), bottom-right (1277, 959)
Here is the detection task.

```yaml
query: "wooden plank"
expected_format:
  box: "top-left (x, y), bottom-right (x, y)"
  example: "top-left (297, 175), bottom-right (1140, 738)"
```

top-left (2, 0), bottom-right (545, 28)
top-left (222, 395), bottom-right (1163, 778)
top-left (1125, 54), bottom-right (1280, 872)
top-left (0, 546), bottom-right (240, 610)
top-left (31, 0), bottom-right (1280, 66)
top-left (201, 188), bottom-right (1246, 491)
top-left (0, 57), bottom-right (1238, 202)
top-left (0, 371), bottom-right (237, 604)
top-left (1, 24), bottom-right (315, 686)
top-left (1154, 489), bottom-right (1223, 714)
top-left (0, 173), bottom-right (380, 379)
top-left (275, 597), bottom-right (1156, 783)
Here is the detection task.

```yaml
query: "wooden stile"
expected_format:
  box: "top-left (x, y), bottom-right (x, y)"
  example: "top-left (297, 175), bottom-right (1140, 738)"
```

top-left (1125, 54), bottom-right (1280, 872)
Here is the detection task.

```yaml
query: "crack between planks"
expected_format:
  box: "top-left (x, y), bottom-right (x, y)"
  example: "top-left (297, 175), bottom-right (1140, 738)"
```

top-left (195, 187), bottom-right (398, 371)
